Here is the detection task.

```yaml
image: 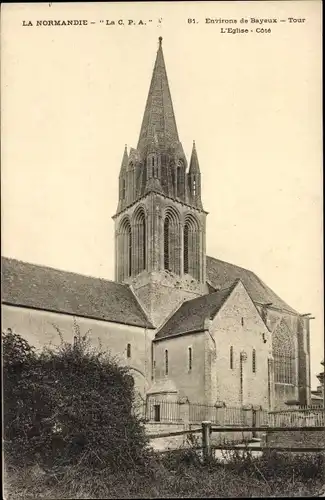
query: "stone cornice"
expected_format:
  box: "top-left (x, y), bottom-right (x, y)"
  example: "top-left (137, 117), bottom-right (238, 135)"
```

top-left (112, 190), bottom-right (208, 220)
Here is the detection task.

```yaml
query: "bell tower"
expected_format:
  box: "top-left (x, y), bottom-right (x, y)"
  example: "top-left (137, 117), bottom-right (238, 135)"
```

top-left (113, 38), bottom-right (209, 327)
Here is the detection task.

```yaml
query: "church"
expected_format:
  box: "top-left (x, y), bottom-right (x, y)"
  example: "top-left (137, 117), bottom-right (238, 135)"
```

top-left (2, 37), bottom-right (312, 411)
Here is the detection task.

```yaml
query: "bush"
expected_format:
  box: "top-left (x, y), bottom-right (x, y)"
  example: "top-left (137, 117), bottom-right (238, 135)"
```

top-left (3, 325), bottom-right (149, 471)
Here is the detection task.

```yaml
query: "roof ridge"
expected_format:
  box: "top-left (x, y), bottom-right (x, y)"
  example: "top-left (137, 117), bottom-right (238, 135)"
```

top-left (206, 254), bottom-right (298, 314)
top-left (2, 256), bottom-right (153, 328)
top-left (1, 256), bottom-right (126, 288)
top-left (250, 270), bottom-right (298, 311)
top-left (209, 279), bottom-right (240, 319)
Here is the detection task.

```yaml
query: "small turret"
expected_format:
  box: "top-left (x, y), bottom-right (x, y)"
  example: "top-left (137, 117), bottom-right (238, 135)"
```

top-left (188, 141), bottom-right (203, 209)
top-left (117, 145), bottom-right (129, 211)
top-left (119, 144), bottom-right (129, 176)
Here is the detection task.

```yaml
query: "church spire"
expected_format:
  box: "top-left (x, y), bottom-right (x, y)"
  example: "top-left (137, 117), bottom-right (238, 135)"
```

top-left (137, 37), bottom-right (180, 154)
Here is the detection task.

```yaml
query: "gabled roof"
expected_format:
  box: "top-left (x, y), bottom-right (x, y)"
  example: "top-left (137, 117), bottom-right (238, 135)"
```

top-left (206, 255), bottom-right (298, 314)
top-left (155, 280), bottom-right (239, 339)
top-left (1, 257), bottom-right (153, 329)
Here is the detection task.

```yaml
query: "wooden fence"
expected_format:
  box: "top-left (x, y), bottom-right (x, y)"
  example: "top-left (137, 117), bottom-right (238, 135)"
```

top-left (149, 422), bottom-right (325, 462)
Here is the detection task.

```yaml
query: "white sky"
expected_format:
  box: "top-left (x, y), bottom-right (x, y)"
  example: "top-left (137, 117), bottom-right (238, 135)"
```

top-left (1, 2), bottom-right (323, 387)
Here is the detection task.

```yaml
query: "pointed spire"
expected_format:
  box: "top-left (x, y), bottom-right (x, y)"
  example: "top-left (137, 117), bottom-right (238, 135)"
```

top-left (189, 140), bottom-right (200, 173)
top-left (137, 38), bottom-right (180, 153)
top-left (119, 144), bottom-right (129, 175)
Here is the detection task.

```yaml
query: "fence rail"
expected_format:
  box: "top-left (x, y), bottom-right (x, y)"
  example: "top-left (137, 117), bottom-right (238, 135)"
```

top-left (136, 399), bottom-right (325, 428)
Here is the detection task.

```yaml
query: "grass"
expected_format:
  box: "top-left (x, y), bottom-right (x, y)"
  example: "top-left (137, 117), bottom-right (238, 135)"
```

top-left (4, 448), bottom-right (325, 499)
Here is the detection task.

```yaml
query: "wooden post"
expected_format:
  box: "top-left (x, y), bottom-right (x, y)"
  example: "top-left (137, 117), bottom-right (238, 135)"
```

top-left (252, 408), bottom-right (257, 438)
top-left (202, 420), bottom-right (211, 464)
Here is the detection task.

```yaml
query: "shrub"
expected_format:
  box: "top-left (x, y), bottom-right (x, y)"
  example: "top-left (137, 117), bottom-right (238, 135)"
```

top-left (3, 325), bottom-right (149, 472)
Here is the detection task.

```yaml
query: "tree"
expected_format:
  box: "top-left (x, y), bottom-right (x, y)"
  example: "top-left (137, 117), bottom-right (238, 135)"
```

top-left (2, 324), bottom-right (149, 471)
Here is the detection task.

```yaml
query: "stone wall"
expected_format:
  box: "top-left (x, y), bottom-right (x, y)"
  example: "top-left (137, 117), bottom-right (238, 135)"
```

top-left (153, 331), bottom-right (207, 403)
top-left (256, 304), bottom-right (310, 409)
top-left (130, 269), bottom-right (208, 328)
top-left (2, 304), bottom-right (155, 398)
top-left (210, 282), bottom-right (271, 409)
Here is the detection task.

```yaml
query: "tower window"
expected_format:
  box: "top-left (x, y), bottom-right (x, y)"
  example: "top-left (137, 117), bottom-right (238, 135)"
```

top-left (184, 224), bottom-right (189, 274)
top-left (133, 209), bottom-right (146, 274)
top-left (164, 218), bottom-right (170, 270)
top-left (230, 346), bottom-right (234, 370)
top-left (165, 349), bottom-right (169, 375)
top-left (188, 347), bottom-right (192, 371)
top-left (163, 208), bottom-right (181, 275)
top-left (122, 179), bottom-right (126, 200)
top-left (193, 179), bottom-right (196, 196)
top-left (142, 215), bottom-right (146, 271)
top-left (252, 349), bottom-right (256, 373)
top-left (183, 215), bottom-right (200, 280)
top-left (127, 343), bottom-right (131, 358)
top-left (128, 225), bottom-right (132, 277)
top-left (118, 218), bottom-right (132, 281)
top-left (241, 317), bottom-right (244, 326)
top-left (152, 156), bottom-right (155, 166)
top-left (177, 164), bottom-right (182, 197)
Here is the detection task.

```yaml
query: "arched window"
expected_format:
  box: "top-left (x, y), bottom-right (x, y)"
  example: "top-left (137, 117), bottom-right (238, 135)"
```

top-left (188, 347), bottom-right (192, 371)
top-left (128, 226), bottom-right (132, 276)
top-left (164, 218), bottom-right (170, 270)
top-left (127, 343), bottom-right (131, 358)
top-left (252, 349), bottom-right (256, 373)
top-left (152, 156), bottom-right (155, 178)
top-left (140, 214), bottom-right (146, 271)
top-left (176, 160), bottom-right (183, 198)
top-left (118, 218), bottom-right (132, 281)
top-left (133, 208), bottom-right (146, 274)
top-left (165, 349), bottom-right (169, 375)
top-left (273, 320), bottom-right (296, 384)
top-left (122, 179), bottom-right (126, 200)
top-left (184, 225), bottom-right (189, 274)
top-left (183, 214), bottom-right (200, 280)
top-left (163, 208), bottom-right (181, 274)
top-left (177, 167), bottom-right (182, 196)
top-left (230, 346), bottom-right (234, 369)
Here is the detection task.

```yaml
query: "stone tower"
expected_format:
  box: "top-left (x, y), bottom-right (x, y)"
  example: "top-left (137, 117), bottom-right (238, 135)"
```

top-left (113, 37), bottom-right (208, 327)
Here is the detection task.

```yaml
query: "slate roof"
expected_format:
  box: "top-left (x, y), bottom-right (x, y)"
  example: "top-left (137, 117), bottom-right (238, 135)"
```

top-left (1, 257), bottom-right (153, 328)
top-left (155, 280), bottom-right (239, 339)
top-left (206, 255), bottom-right (298, 314)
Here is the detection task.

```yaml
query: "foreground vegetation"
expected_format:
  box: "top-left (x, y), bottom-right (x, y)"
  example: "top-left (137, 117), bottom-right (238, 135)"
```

top-left (4, 448), bottom-right (325, 498)
top-left (3, 327), bottom-right (325, 498)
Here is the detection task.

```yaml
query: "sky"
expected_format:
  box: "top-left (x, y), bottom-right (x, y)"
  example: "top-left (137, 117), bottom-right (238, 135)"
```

top-left (1, 2), bottom-right (323, 387)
